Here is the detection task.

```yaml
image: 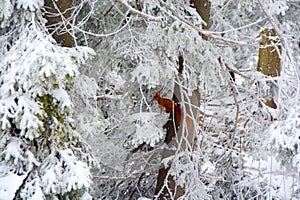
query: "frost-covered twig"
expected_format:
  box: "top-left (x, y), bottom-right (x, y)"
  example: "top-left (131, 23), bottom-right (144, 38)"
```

top-left (208, 17), bottom-right (265, 35)
top-left (229, 81), bottom-right (239, 135)
top-left (93, 176), bottom-right (133, 180)
top-left (68, 0), bottom-right (133, 38)
top-left (93, 94), bottom-right (124, 100)
top-left (157, 0), bottom-right (250, 45)
top-left (199, 173), bottom-right (224, 180)
top-left (45, 1), bottom-right (75, 40)
top-left (222, 61), bottom-right (251, 80)
top-left (116, 0), bottom-right (163, 22)
top-left (173, 78), bottom-right (216, 118)
top-left (139, 85), bottom-right (152, 112)
top-left (73, 16), bottom-right (131, 37)
top-left (218, 57), bottom-right (240, 141)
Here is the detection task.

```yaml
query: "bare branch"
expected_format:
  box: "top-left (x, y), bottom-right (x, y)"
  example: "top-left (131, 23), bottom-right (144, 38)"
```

top-left (13, 165), bottom-right (37, 200)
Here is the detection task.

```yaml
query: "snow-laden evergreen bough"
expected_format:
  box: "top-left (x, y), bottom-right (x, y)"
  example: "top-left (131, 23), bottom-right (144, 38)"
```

top-left (0, 15), bottom-right (95, 200)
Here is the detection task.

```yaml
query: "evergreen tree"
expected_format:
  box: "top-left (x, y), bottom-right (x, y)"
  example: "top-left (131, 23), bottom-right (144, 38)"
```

top-left (0, 1), bottom-right (95, 199)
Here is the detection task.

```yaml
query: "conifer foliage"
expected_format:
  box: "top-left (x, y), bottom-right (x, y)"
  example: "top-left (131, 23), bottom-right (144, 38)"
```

top-left (0, 1), bottom-right (94, 199)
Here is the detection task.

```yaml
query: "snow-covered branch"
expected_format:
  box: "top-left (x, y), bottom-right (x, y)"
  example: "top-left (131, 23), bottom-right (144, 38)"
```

top-left (116, 0), bottom-right (163, 22)
top-left (157, 0), bottom-right (250, 45)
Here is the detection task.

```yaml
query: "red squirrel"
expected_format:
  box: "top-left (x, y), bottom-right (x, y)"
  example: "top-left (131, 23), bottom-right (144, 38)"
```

top-left (153, 91), bottom-right (182, 124)
top-left (153, 91), bottom-right (197, 133)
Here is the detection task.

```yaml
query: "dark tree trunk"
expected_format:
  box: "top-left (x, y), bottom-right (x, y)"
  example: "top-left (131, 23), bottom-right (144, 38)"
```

top-left (154, 55), bottom-right (185, 199)
top-left (44, 0), bottom-right (73, 47)
top-left (190, 0), bottom-right (211, 40)
top-left (154, 2), bottom-right (210, 198)
top-left (154, 54), bottom-right (200, 199)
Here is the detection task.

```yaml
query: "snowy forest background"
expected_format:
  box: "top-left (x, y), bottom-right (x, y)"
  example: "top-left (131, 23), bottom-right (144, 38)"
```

top-left (0, 0), bottom-right (300, 199)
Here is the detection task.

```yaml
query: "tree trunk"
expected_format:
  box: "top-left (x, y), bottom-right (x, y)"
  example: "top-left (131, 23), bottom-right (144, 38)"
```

top-left (190, 0), bottom-right (211, 40)
top-left (154, 55), bottom-right (184, 199)
top-left (154, 2), bottom-right (209, 198)
top-left (154, 54), bottom-right (200, 199)
top-left (44, 0), bottom-right (73, 47)
top-left (257, 28), bottom-right (281, 109)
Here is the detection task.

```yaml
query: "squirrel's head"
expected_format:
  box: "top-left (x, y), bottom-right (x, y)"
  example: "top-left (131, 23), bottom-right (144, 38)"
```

top-left (153, 91), bottom-right (161, 101)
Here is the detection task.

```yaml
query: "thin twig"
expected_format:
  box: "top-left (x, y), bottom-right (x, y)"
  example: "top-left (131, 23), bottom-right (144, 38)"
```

top-left (157, 0), bottom-right (251, 45)
top-left (116, 0), bottom-right (163, 22)
top-left (92, 94), bottom-right (124, 101)
top-left (93, 176), bottom-right (133, 180)
top-left (208, 17), bottom-right (265, 34)
top-left (222, 61), bottom-right (251, 79)
top-left (217, 58), bottom-right (240, 140)
top-left (73, 17), bottom-right (131, 37)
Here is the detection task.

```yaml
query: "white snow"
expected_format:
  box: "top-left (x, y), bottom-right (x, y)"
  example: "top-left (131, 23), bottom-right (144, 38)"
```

top-left (0, 173), bottom-right (25, 200)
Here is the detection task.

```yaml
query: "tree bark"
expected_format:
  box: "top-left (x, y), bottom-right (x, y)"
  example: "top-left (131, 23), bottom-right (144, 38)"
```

top-left (44, 0), bottom-right (73, 47)
top-left (154, 2), bottom-right (209, 198)
top-left (257, 28), bottom-right (281, 109)
top-left (190, 0), bottom-right (211, 40)
top-left (154, 54), bottom-right (200, 199)
top-left (154, 56), bottom-right (184, 199)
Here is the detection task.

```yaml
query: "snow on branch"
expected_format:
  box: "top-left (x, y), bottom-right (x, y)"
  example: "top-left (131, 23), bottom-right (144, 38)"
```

top-left (116, 0), bottom-right (163, 22)
top-left (157, 0), bottom-right (250, 45)
top-left (218, 56), bottom-right (251, 79)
